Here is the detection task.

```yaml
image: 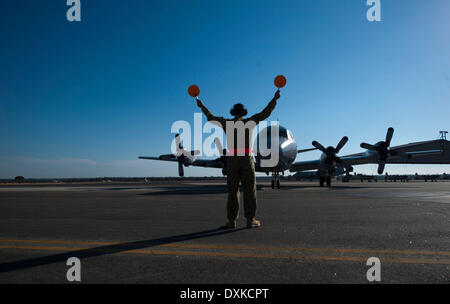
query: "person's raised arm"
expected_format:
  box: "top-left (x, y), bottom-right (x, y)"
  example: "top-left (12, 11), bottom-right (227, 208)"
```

top-left (248, 90), bottom-right (281, 123)
top-left (196, 98), bottom-right (226, 129)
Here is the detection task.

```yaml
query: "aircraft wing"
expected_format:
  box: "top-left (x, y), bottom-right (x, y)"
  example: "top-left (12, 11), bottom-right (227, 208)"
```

top-left (139, 156), bottom-right (224, 169)
top-left (360, 139), bottom-right (449, 164)
top-left (139, 156), bottom-right (176, 162)
top-left (403, 150), bottom-right (443, 157)
top-left (324, 139), bottom-right (449, 166)
top-left (288, 160), bottom-right (322, 172)
top-left (298, 148), bottom-right (318, 153)
top-left (386, 139), bottom-right (449, 163)
top-left (289, 154), bottom-right (372, 172)
top-left (329, 148), bottom-right (445, 167)
top-left (339, 154), bottom-right (373, 166)
top-left (190, 158), bottom-right (224, 169)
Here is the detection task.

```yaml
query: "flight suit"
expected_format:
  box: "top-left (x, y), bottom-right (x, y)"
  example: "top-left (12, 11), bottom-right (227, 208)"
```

top-left (226, 155), bottom-right (257, 221)
top-left (199, 98), bottom-right (277, 222)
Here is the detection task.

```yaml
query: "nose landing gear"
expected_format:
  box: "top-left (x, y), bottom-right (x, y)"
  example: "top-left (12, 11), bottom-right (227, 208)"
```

top-left (271, 179), bottom-right (281, 189)
top-left (271, 172), bottom-right (281, 189)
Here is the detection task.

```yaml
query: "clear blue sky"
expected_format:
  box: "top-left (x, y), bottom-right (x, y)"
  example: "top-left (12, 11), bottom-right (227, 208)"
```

top-left (1, 0), bottom-right (449, 178)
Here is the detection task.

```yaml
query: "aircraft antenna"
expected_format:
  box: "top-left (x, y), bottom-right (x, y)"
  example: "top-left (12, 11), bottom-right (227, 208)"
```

top-left (439, 131), bottom-right (448, 140)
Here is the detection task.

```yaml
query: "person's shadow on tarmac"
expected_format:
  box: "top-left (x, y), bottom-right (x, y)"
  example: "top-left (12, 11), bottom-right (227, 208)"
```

top-left (0, 227), bottom-right (245, 274)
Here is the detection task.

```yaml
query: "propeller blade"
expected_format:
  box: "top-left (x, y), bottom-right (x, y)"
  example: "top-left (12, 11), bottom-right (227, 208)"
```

top-left (178, 161), bottom-right (184, 177)
top-left (385, 127), bottom-right (394, 146)
top-left (335, 136), bottom-right (349, 153)
top-left (175, 134), bottom-right (182, 152)
top-left (360, 143), bottom-right (377, 151)
top-left (312, 141), bottom-right (328, 154)
top-left (214, 138), bottom-right (223, 156)
top-left (378, 163), bottom-right (386, 175)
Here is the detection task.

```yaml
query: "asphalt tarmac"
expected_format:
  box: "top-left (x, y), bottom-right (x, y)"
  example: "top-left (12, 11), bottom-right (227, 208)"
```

top-left (0, 180), bottom-right (449, 283)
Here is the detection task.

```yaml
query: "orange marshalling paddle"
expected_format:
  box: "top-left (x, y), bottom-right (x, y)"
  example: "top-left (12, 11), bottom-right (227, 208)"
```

top-left (188, 85), bottom-right (200, 98)
top-left (274, 75), bottom-right (287, 89)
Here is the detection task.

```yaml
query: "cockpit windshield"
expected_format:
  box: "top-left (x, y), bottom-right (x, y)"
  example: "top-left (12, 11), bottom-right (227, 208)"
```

top-left (287, 130), bottom-right (294, 141)
top-left (279, 127), bottom-right (287, 138)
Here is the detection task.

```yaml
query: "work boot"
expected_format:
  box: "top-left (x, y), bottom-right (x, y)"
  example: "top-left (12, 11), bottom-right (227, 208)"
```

top-left (246, 218), bottom-right (261, 229)
top-left (224, 220), bottom-right (236, 229)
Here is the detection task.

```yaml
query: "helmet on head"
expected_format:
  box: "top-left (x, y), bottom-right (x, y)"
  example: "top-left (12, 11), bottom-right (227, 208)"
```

top-left (230, 103), bottom-right (248, 117)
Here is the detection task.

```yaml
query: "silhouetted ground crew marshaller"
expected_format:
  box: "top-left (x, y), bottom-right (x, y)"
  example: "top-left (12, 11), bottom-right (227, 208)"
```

top-left (197, 90), bottom-right (280, 228)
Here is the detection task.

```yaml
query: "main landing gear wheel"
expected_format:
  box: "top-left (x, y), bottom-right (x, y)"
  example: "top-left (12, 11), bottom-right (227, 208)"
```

top-left (326, 177), bottom-right (331, 187)
top-left (276, 180), bottom-right (281, 189)
top-left (271, 180), bottom-right (275, 189)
